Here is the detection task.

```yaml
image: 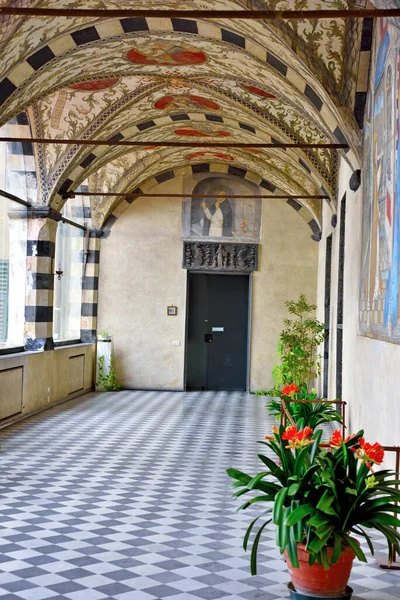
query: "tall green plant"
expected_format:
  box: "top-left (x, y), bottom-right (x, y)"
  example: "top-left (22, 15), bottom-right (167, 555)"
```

top-left (267, 295), bottom-right (325, 396)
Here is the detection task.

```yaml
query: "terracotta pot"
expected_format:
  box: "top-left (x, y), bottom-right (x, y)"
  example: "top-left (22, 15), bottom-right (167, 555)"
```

top-left (285, 543), bottom-right (356, 597)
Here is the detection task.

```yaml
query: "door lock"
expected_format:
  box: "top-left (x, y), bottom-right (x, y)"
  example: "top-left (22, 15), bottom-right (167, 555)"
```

top-left (205, 334), bottom-right (213, 343)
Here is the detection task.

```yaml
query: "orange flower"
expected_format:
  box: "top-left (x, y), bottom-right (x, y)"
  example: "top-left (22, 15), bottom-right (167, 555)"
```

top-left (282, 425), bottom-right (314, 448)
top-left (329, 430), bottom-right (343, 448)
top-left (272, 426), bottom-right (279, 434)
top-left (282, 425), bottom-right (297, 441)
top-left (329, 431), bottom-right (356, 448)
top-left (355, 438), bottom-right (385, 470)
top-left (281, 384), bottom-right (299, 397)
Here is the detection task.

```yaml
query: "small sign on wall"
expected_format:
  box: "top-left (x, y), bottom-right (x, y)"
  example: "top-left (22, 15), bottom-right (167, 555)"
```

top-left (167, 305), bottom-right (178, 316)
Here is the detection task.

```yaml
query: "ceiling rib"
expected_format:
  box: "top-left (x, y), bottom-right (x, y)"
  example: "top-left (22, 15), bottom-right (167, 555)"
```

top-left (72, 192), bottom-right (329, 200)
top-left (0, 137), bottom-right (347, 149)
top-left (0, 8), bottom-right (398, 19)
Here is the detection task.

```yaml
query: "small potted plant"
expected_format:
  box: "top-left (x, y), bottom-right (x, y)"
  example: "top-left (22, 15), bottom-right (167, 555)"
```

top-left (97, 355), bottom-right (121, 391)
top-left (227, 423), bottom-right (400, 599)
top-left (97, 330), bottom-right (112, 342)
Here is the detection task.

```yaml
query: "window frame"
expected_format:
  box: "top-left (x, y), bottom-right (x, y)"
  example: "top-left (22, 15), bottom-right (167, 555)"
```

top-left (53, 212), bottom-right (88, 347)
top-left (0, 190), bottom-right (29, 355)
top-left (0, 189), bottom-right (91, 355)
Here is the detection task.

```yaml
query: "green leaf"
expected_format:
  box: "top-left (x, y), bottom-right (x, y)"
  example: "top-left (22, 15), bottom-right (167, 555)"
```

top-left (368, 513), bottom-right (400, 527)
top-left (288, 500), bottom-right (303, 543)
top-left (233, 488), bottom-right (251, 500)
top-left (331, 532), bottom-right (342, 565)
top-left (307, 529), bottom-right (333, 553)
top-left (243, 510), bottom-right (271, 551)
top-left (250, 520), bottom-right (271, 575)
top-left (307, 513), bottom-right (330, 528)
top-left (278, 506), bottom-right (290, 552)
top-left (288, 483), bottom-right (301, 496)
top-left (226, 468), bottom-right (252, 484)
top-left (273, 487), bottom-right (288, 525)
top-left (342, 534), bottom-right (367, 563)
top-left (310, 429), bottom-right (323, 463)
top-left (257, 454), bottom-right (286, 484)
top-left (317, 489), bottom-right (335, 512)
top-left (285, 503), bottom-right (313, 526)
top-left (301, 464), bottom-right (320, 484)
top-left (247, 472), bottom-right (281, 494)
top-left (321, 546), bottom-right (330, 570)
top-left (294, 446), bottom-right (313, 478)
top-left (287, 525), bottom-right (299, 568)
top-left (238, 497), bottom-right (274, 510)
top-left (352, 527), bottom-right (375, 556)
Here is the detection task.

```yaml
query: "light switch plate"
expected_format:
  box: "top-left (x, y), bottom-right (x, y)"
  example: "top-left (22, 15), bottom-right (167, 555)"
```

top-left (172, 340), bottom-right (180, 346)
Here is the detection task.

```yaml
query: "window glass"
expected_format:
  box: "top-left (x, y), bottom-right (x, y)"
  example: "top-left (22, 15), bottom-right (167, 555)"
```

top-left (53, 221), bottom-right (84, 342)
top-left (0, 114), bottom-right (37, 203)
top-left (0, 199), bottom-right (27, 349)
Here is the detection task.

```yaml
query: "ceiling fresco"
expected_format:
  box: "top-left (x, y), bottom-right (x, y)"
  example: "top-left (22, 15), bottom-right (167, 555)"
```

top-left (80, 142), bottom-right (323, 229)
top-left (0, 0), bottom-right (370, 230)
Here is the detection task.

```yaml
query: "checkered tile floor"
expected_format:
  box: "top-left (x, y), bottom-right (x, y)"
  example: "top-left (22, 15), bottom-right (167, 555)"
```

top-left (0, 391), bottom-right (398, 600)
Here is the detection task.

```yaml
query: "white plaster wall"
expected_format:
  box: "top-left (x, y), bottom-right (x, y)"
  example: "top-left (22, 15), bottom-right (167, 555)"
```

top-left (98, 177), bottom-right (318, 391)
top-left (317, 157), bottom-right (400, 452)
top-left (250, 200), bottom-right (318, 391)
top-left (98, 178), bottom-right (187, 390)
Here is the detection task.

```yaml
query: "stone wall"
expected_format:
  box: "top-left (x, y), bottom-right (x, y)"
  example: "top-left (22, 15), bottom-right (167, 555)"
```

top-left (98, 176), bottom-right (318, 391)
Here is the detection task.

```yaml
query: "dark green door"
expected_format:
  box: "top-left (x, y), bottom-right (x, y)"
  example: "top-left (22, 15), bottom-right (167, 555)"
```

top-left (185, 273), bottom-right (249, 391)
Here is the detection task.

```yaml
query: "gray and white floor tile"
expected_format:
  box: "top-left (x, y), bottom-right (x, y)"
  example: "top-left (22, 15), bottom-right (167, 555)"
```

top-left (0, 391), bottom-right (397, 600)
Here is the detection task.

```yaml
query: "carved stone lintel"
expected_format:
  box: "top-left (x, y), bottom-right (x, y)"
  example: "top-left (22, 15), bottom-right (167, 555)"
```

top-left (183, 241), bottom-right (258, 272)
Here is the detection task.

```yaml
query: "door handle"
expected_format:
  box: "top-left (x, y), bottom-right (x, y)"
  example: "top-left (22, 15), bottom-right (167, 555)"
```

top-left (205, 334), bottom-right (213, 343)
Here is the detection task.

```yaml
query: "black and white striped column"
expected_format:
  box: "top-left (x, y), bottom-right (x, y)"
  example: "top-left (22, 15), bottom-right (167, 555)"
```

top-left (25, 208), bottom-right (59, 351)
top-left (81, 230), bottom-right (101, 343)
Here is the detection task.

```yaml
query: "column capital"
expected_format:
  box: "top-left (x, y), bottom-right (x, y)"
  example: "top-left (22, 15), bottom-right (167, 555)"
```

top-left (88, 229), bottom-right (104, 238)
top-left (27, 206), bottom-right (62, 221)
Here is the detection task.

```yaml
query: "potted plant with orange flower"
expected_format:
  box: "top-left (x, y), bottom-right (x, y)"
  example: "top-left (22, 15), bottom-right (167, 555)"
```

top-left (227, 422), bottom-right (400, 599)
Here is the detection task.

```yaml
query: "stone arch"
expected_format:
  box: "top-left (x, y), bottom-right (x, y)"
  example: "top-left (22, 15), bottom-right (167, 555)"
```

top-left (100, 162), bottom-right (322, 241)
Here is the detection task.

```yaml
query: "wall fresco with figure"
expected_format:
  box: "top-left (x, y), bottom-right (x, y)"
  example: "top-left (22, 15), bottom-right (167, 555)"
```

top-left (359, 19), bottom-right (400, 343)
top-left (182, 174), bottom-right (262, 243)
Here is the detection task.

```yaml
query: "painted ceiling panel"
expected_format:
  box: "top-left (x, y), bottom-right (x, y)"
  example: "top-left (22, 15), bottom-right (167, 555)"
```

top-left (0, 0), bottom-right (369, 226)
top-left (34, 80), bottom-right (334, 190)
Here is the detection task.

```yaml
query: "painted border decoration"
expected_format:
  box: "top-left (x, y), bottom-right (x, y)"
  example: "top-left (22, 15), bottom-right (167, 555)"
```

top-left (359, 18), bottom-right (400, 343)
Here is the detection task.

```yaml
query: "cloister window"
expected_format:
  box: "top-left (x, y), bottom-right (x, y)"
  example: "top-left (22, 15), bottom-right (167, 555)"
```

top-left (0, 198), bottom-right (27, 350)
top-left (53, 193), bottom-right (89, 343)
top-left (0, 115), bottom-right (32, 351)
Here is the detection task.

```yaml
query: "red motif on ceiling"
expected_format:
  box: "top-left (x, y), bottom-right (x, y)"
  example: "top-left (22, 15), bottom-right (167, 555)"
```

top-left (127, 43), bottom-right (206, 66)
top-left (186, 152), bottom-right (235, 161)
top-left (155, 95), bottom-right (220, 111)
top-left (174, 126), bottom-right (230, 137)
top-left (70, 78), bottom-right (119, 91)
top-left (242, 84), bottom-right (275, 98)
top-left (244, 147), bottom-right (262, 153)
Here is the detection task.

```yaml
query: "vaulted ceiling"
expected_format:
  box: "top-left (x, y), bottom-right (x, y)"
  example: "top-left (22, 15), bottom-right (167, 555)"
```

top-left (0, 0), bottom-right (369, 230)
